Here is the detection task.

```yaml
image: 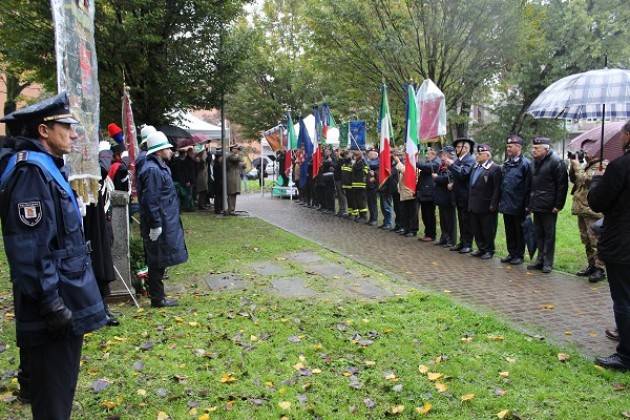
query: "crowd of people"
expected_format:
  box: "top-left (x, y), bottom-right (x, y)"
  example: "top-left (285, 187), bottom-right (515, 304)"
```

top-left (288, 123), bottom-right (630, 372)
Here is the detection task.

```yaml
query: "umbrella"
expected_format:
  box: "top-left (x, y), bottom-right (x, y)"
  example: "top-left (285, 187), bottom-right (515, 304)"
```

top-left (527, 67), bottom-right (630, 163)
top-left (567, 121), bottom-right (626, 162)
top-left (157, 124), bottom-right (196, 149)
top-left (521, 215), bottom-right (537, 260)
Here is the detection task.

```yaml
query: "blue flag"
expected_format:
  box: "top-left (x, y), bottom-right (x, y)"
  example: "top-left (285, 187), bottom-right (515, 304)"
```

top-left (298, 117), bottom-right (313, 188)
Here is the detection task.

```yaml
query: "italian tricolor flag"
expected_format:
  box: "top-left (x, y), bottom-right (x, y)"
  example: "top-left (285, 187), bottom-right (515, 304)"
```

top-left (403, 84), bottom-right (418, 193)
top-left (378, 84), bottom-right (393, 188)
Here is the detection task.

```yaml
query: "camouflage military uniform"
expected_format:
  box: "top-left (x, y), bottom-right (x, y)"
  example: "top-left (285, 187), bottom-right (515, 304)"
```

top-left (570, 159), bottom-right (604, 270)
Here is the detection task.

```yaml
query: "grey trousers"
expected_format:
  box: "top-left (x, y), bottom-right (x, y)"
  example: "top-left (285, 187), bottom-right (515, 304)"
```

top-left (335, 180), bottom-right (347, 215)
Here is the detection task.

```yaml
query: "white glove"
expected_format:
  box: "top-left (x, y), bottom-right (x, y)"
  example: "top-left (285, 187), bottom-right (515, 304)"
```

top-left (77, 197), bottom-right (87, 217)
top-left (149, 227), bottom-right (162, 241)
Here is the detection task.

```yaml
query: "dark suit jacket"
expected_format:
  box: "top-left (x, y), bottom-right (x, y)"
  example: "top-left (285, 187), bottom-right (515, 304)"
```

top-left (467, 161), bottom-right (502, 214)
top-left (449, 153), bottom-right (475, 208)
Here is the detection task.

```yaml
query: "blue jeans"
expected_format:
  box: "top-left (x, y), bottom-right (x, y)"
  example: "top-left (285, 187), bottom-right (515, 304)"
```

top-left (379, 192), bottom-right (393, 227)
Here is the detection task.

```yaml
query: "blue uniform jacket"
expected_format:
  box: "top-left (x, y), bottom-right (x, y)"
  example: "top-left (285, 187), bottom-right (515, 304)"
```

top-left (448, 153), bottom-right (475, 208)
top-left (138, 154), bottom-right (188, 269)
top-left (499, 156), bottom-right (531, 215)
top-left (416, 157), bottom-right (441, 202)
top-left (0, 137), bottom-right (106, 347)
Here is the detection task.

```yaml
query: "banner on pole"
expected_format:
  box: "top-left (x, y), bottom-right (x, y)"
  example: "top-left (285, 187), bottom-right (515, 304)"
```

top-left (51, 0), bottom-right (101, 203)
top-left (122, 86), bottom-right (139, 198)
top-left (416, 79), bottom-right (447, 143)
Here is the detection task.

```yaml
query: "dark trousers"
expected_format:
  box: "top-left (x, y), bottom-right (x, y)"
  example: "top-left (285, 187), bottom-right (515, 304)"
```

top-left (335, 181), bottom-right (348, 215)
top-left (419, 201), bottom-right (437, 239)
top-left (352, 188), bottom-right (368, 219)
top-left (392, 192), bottom-right (401, 228)
top-left (344, 187), bottom-right (354, 215)
top-left (606, 262), bottom-right (630, 362)
top-left (399, 199), bottom-right (419, 233)
top-left (366, 188), bottom-right (378, 222)
top-left (470, 211), bottom-right (498, 254)
top-left (28, 335), bottom-right (83, 420)
top-left (323, 181), bottom-right (335, 211)
top-left (148, 266), bottom-right (167, 302)
top-left (533, 212), bottom-right (558, 267)
top-left (503, 213), bottom-right (526, 259)
top-left (379, 192), bottom-right (394, 227)
top-left (456, 206), bottom-right (473, 247)
top-left (315, 184), bottom-right (325, 207)
top-left (438, 204), bottom-right (457, 245)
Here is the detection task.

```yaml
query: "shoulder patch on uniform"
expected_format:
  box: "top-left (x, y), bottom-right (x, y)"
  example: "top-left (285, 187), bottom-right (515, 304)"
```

top-left (17, 201), bottom-right (42, 227)
top-left (16, 151), bottom-right (28, 162)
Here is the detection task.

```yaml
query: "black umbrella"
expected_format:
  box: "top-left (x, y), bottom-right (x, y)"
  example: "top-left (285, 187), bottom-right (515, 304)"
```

top-left (157, 124), bottom-right (193, 148)
top-left (521, 215), bottom-right (537, 260)
top-left (252, 157), bottom-right (272, 167)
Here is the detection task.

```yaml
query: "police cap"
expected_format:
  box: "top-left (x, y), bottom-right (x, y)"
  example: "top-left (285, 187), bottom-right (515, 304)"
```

top-left (0, 92), bottom-right (79, 127)
top-left (532, 136), bottom-right (551, 146)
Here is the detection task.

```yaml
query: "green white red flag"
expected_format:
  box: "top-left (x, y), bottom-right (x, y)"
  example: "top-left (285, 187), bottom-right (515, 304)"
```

top-left (403, 84), bottom-right (418, 193)
top-left (378, 84), bottom-right (393, 187)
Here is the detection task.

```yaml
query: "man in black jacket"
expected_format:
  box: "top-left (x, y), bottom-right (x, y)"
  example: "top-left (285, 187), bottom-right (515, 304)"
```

top-left (526, 137), bottom-right (568, 273)
top-left (416, 146), bottom-right (440, 241)
top-left (588, 120), bottom-right (630, 371)
top-left (468, 144), bottom-right (502, 259)
top-left (499, 134), bottom-right (531, 265)
top-left (445, 138), bottom-right (476, 253)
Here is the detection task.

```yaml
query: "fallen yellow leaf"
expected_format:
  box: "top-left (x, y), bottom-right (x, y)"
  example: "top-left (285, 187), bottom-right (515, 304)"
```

top-left (264, 381), bottom-right (274, 388)
top-left (312, 343), bottom-right (323, 350)
top-left (557, 353), bottom-right (570, 362)
top-left (220, 372), bottom-right (237, 383)
top-left (435, 382), bottom-right (448, 393)
top-left (461, 336), bottom-right (473, 343)
top-left (197, 414), bottom-right (210, 420)
top-left (497, 409), bottom-right (510, 419)
top-left (293, 362), bottom-right (306, 370)
top-left (188, 321), bottom-right (199, 327)
top-left (390, 404), bottom-right (405, 414)
top-left (250, 335), bottom-right (258, 342)
top-left (416, 402), bottom-right (432, 415)
top-left (384, 372), bottom-right (398, 381)
top-left (499, 371), bottom-right (510, 378)
top-left (156, 412), bottom-right (170, 420)
top-left (418, 364), bottom-right (429, 374)
top-left (487, 335), bottom-right (505, 341)
top-left (136, 389), bottom-right (147, 397)
top-left (101, 400), bottom-right (118, 410)
top-left (311, 368), bottom-right (322, 374)
top-left (278, 401), bottom-right (291, 410)
top-left (188, 407), bottom-right (198, 416)
top-left (365, 360), bottom-right (376, 367)
top-left (427, 372), bottom-right (443, 381)
top-left (460, 393), bottom-right (475, 402)
top-left (540, 304), bottom-right (555, 310)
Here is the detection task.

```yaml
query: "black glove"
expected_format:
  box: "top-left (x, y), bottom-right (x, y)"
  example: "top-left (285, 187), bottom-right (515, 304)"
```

top-left (41, 299), bottom-right (73, 339)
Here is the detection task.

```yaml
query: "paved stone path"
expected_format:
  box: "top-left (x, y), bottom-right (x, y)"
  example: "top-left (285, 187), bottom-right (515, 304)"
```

top-left (240, 195), bottom-right (616, 358)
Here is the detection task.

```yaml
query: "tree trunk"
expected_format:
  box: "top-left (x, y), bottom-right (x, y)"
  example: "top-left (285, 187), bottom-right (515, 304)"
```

top-left (455, 101), bottom-right (471, 138)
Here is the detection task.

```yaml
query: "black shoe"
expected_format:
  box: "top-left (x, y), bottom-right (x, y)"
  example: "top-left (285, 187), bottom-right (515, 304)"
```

top-left (104, 305), bottom-right (120, 326)
top-left (450, 244), bottom-right (463, 252)
top-left (471, 250), bottom-right (483, 257)
top-left (434, 240), bottom-right (447, 246)
top-left (443, 243), bottom-right (454, 248)
top-left (510, 258), bottom-right (524, 265)
top-left (151, 298), bottom-right (179, 308)
top-left (404, 232), bottom-right (416, 238)
top-left (541, 266), bottom-right (552, 274)
top-left (480, 252), bottom-right (493, 260)
top-left (500, 256), bottom-right (513, 263)
top-left (458, 247), bottom-right (472, 254)
top-left (368, 220), bottom-right (378, 226)
top-left (588, 268), bottom-right (606, 283)
top-left (605, 328), bottom-right (619, 342)
top-left (576, 265), bottom-right (595, 277)
top-left (527, 263), bottom-right (543, 270)
top-left (595, 354), bottom-right (630, 371)
top-left (395, 228), bottom-right (406, 234)
top-left (17, 390), bottom-right (30, 405)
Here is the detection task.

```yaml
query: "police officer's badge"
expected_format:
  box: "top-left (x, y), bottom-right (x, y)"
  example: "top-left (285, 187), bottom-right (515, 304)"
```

top-left (18, 201), bottom-right (42, 227)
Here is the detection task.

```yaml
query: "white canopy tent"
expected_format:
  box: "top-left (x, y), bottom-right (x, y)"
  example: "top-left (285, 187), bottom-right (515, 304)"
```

top-left (170, 110), bottom-right (225, 140)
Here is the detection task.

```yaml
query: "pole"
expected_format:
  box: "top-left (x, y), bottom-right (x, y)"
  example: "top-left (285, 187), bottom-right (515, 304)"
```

top-left (221, 91), bottom-right (228, 213)
top-left (562, 119), bottom-right (566, 159)
top-left (260, 139), bottom-right (264, 197)
top-left (600, 103), bottom-right (606, 169)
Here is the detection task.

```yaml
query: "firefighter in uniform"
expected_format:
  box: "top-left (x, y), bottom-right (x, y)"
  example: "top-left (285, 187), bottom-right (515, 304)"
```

top-left (0, 92), bottom-right (107, 420)
top-left (351, 149), bottom-right (369, 222)
top-left (340, 150), bottom-right (353, 218)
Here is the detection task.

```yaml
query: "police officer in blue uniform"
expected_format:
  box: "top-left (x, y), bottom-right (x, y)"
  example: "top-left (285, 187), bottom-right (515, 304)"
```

top-left (0, 92), bottom-right (107, 420)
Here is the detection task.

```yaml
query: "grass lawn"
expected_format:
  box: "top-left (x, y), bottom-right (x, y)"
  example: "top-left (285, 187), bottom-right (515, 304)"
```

top-left (0, 213), bottom-right (627, 419)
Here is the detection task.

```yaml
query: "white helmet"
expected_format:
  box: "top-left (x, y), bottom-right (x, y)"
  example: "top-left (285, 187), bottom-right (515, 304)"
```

top-left (146, 131), bottom-right (173, 155)
top-left (140, 125), bottom-right (157, 145)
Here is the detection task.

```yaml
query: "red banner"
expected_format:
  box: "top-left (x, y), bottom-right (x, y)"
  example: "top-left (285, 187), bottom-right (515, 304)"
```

top-left (122, 85), bottom-right (139, 198)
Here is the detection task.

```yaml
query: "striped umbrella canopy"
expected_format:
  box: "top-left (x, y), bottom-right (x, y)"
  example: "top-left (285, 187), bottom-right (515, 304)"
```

top-left (527, 68), bottom-right (630, 162)
top-left (527, 68), bottom-right (630, 120)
